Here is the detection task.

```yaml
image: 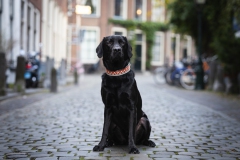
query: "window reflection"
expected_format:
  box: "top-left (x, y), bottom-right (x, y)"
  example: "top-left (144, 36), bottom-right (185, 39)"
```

top-left (135, 0), bottom-right (142, 20)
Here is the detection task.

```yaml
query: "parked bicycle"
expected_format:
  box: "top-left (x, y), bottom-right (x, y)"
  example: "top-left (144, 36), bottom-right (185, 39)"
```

top-left (154, 57), bottom-right (212, 90)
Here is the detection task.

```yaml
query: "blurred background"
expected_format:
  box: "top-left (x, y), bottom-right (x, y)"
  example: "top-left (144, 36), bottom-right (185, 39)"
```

top-left (0, 0), bottom-right (240, 95)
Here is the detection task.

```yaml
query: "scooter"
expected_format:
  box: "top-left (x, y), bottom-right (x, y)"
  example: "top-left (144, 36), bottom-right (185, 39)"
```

top-left (164, 61), bottom-right (187, 86)
top-left (24, 60), bottom-right (39, 88)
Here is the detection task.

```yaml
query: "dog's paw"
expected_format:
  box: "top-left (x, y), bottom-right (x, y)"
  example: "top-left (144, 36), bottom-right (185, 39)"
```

top-left (129, 147), bottom-right (140, 154)
top-left (143, 140), bottom-right (156, 147)
top-left (148, 140), bottom-right (156, 147)
top-left (93, 145), bottom-right (105, 151)
top-left (105, 140), bottom-right (114, 147)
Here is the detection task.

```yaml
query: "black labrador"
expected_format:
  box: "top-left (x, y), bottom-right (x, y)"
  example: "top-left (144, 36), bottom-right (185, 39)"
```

top-left (93, 35), bottom-right (155, 154)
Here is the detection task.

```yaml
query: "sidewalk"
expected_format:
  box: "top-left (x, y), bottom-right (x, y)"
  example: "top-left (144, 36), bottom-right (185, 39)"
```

top-left (0, 75), bottom-right (75, 102)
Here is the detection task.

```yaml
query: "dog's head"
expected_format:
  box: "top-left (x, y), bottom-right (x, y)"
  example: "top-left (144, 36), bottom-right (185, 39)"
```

top-left (96, 35), bottom-right (132, 70)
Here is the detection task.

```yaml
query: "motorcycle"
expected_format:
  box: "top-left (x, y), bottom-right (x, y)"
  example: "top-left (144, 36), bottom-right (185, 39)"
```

top-left (24, 57), bottom-right (39, 88)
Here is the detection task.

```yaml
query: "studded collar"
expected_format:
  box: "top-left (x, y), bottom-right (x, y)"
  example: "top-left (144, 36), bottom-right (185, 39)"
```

top-left (106, 63), bottom-right (131, 76)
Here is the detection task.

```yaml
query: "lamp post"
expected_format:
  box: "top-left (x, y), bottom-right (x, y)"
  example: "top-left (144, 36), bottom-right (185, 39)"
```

top-left (194, 0), bottom-right (205, 90)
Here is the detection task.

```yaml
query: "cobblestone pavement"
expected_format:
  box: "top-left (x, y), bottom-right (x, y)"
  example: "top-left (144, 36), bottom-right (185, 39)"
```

top-left (0, 74), bottom-right (240, 160)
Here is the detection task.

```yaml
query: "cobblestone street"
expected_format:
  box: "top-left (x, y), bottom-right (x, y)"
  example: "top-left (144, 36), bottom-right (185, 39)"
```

top-left (0, 74), bottom-right (240, 160)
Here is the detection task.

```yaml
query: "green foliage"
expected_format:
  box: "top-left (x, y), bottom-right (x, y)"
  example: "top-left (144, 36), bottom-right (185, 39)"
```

top-left (85, 0), bottom-right (95, 14)
top-left (109, 19), bottom-right (137, 30)
top-left (108, 19), bottom-right (169, 70)
top-left (168, 0), bottom-right (240, 91)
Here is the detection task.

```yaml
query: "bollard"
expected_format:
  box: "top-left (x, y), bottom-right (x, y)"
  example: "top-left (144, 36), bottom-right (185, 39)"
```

top-left (0, 52), bottom-right (7, 96)
top-left (207, 60), bottom-right (217, 90)
top-left (15, 56), bottom-right (25, 93)
top-left (50, 67), bottom-right (57, 92)
top-left (74, 68), bottom-right (78, 85)
top-left (213, 63), bottom-right (225, 92)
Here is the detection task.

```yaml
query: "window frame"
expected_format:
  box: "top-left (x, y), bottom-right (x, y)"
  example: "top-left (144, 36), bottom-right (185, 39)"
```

top-left (111, 27), bottom-right (127, 36)
top-left (0, 0), bottom-right (3, 32)
top-left (151, 31), bottom-right (165, 66)
top-left (134, 0), bottom-right (146, 21)
top-left (113, 0), bottom-right (127, 20)
top-left (79, 26), bottom-right (100, 64)
top-left (80, 0), bottom-right (101, 18)
top-left (151, 0), bottom-right (165, 22)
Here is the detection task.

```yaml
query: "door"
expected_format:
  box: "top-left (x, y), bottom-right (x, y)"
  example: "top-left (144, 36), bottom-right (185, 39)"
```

top-left (134, 44), bottom-right (142, 70)
top-left (134, 33), bottom-right (142, 71)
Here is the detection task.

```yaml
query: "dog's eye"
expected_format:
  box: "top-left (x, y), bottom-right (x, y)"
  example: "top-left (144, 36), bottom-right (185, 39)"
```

top-left (119, 41), bottom-right (125, 46)
top-left (107, 40), bottom-right (113, 45)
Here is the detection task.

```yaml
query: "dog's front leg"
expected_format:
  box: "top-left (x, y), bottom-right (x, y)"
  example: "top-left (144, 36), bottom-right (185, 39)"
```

top-left (128, 108), bottom-right (140, 154)
top-left (93, 107), bottom-right (112, 151)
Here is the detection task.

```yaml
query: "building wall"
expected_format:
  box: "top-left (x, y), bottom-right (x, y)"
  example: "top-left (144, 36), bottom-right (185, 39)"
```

top-left (67, 0), bottom-right (196, 71)
top-left (0, 0), bottom-right (41, 67)
top-left (77, 0), bottom-right (140, 66)
top-left (41, 0), bottom-right (68, 68)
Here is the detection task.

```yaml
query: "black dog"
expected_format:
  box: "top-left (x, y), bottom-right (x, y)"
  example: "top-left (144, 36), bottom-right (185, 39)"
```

top-left (93, 35), bottom-right (155, 154)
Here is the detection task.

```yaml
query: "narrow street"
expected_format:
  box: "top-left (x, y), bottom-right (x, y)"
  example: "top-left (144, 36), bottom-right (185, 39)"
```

top-left (0, 74), bottom-right (240, 160)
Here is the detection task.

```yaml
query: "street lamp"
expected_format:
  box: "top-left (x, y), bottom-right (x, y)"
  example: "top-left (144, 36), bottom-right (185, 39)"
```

top-left (194, 0), bottom-right (206, 90)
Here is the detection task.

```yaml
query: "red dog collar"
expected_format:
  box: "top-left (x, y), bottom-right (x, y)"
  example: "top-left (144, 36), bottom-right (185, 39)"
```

top-left (106, 63), bottom-right (131, 76)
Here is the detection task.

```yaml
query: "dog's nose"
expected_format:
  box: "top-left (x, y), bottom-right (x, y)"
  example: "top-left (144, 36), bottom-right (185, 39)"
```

top-left (113, 47), bottom-right (121, 53)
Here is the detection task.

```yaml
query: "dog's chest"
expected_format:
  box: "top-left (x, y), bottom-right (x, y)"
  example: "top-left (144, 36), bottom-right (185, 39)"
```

top-left (109, 86), bottom-right (131, 107)
top-left (102, 76), bottom-right (135, 108)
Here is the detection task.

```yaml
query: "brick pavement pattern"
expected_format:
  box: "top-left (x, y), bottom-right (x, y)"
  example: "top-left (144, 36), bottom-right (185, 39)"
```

top-left (0, 74), bottom-right (240, 160)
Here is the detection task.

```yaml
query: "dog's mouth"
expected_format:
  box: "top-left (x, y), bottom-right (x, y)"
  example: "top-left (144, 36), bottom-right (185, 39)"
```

top-left (110, 52), bottom-right (124, 62)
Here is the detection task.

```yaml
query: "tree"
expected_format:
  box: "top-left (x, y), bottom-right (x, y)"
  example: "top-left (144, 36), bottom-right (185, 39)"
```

top-left (168, 0), bottom-right (240, 93)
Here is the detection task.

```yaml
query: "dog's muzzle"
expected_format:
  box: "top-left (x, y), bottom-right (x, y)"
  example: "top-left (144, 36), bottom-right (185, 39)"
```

top-left (111, 48), bottom-right (123, 61)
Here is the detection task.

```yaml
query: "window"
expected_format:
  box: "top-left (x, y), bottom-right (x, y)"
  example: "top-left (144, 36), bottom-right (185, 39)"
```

top-left (33, 12), bottom-right (37, 51)
top-left (114, 32), bottom-right (122, 36)
top-left (152, 32), bottom-right (165, 65)
top-left (114, 0), bottom-right (127, 19)
top-left (9, 0), bottom-right (14, 19)
top-left (111, 27), bottom-right (127, 36)
top-left (20, 1), bottom-right (24, 49)
top-left (80, 29), bottom-right (99, 63)
top-left (151, 0), bottom-right (165, 22)
top-left (21, 0), bottom-right (24, 19)
top-left (0, 0), bottom-right (2, 32)
top-left (27, 6), bottom-right (31, 52)
top-left (136, 33), bottom-right (142, 41)
top-left (152, 35), bottom-right (161, 61)
top-left (135, 0), bottom-right (143, 20)
top-left (80, 0), bottom-right (100, 17)
top-left (9, 0), bottom-right (14, 60)
top-left (114, 0), bottom-right (123, 17)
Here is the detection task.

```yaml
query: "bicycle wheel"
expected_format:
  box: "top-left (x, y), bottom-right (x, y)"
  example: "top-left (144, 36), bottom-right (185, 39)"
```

top-left (165, 70), bottom-right (173, 85)
top-left (180, 69), bottom-right (196, 90)
top-left (154, 67), bottom-right (165, 84)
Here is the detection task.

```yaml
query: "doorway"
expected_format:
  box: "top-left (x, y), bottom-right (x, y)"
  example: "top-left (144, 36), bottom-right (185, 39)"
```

top-left (134, 33), bottom-right (143, 71)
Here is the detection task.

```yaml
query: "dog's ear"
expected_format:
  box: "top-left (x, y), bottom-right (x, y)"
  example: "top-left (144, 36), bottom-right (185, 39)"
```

top-left (96, 37), bottom-right (105, 58)
top-left (123, 36), bottom-right (132, 58)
